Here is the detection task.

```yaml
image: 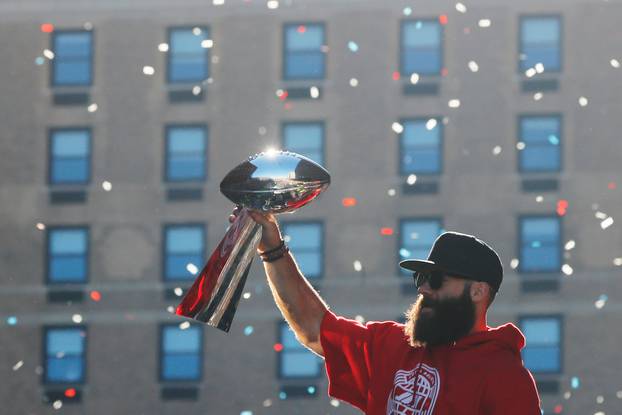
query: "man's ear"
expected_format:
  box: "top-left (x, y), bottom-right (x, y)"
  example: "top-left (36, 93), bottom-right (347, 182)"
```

top-left (470, 281), bottom-right (488, 304)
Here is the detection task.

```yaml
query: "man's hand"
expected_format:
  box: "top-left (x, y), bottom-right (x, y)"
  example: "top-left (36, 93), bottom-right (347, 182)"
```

top-left (228, 206), bottom-right (283, 253)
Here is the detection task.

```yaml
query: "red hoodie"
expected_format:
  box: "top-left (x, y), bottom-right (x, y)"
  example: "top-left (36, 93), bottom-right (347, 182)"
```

top-left (320, 310), bottom-right (541, 415)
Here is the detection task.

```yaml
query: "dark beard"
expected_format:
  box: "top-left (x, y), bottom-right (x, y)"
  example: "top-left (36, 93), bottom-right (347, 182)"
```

top-left (404, 284), bottom-right (475, 347)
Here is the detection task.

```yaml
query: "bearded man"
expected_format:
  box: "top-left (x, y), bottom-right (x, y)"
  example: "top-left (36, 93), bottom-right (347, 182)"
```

top-left (238, 208), bottom-right (541, 415)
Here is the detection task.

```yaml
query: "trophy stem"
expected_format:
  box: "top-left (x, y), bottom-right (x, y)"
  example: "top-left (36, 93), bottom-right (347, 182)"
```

top-left (176, 209), bottom-right (262, 332)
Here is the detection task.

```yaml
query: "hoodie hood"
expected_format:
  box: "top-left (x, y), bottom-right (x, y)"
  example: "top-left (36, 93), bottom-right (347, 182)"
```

top-left (452, 323), bottom-right (526, 357)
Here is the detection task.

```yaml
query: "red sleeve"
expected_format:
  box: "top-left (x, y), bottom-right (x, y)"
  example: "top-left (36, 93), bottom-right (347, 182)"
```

top-left (320, 310), bottom-right (374, 412)
top-left (481, 363), bottom-right (542, 415)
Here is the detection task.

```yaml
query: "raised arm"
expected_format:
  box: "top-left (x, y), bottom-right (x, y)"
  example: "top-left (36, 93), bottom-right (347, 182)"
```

top-left (231, 208), bottom-right (329, 356)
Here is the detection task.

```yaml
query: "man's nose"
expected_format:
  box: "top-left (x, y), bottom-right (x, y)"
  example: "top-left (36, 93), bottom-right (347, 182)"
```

top-left (417, 281), bottom-right (433, 296)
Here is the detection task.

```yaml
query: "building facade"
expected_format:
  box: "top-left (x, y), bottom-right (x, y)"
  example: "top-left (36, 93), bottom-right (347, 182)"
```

top-left (1, 0), bottom-right (621, 413)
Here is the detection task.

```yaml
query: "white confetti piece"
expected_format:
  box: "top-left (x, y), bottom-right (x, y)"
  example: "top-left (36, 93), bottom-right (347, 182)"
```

top-left (478, 19), bottom-right (491, 28)
top-left (142, 66), bottom-right (155, 75)
top-left (392, 122), bottom-right (404, 134)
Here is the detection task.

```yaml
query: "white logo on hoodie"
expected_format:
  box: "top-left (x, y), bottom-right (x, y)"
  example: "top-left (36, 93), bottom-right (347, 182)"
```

top-left (387, 363), bottom-right (440, 415)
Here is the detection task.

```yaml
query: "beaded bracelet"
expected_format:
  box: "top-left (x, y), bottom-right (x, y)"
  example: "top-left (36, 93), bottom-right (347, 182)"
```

top-left (260, 240), bottom-right (289, 263)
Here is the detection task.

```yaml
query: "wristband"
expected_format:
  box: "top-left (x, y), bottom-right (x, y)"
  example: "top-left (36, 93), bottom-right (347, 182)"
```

top-left (260, 241), bottom-right (289, 263)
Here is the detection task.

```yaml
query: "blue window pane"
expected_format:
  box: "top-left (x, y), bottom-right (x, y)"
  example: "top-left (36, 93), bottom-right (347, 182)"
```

top-left (520, 117), bottom-right (561, 172)
top-left (169, 28), bottom-right (209, 83)
top-left (284, 24), bottom-right (325, 80)
top-left (520, 217), bottom-right (560, 272)
top-left (53, 32), bottom-right (92, 86)
top-left (165, 226), bottom-right (204, 281)
top-left (282, 223), bottom-right (322, 279)
top-left (401, 21), bottom-right (442, 75)
top-left (401, 120), bottom-right (442, 174)
top-left (520, 17), bottom-right (561, 71)
top-left (167, 127), bottom-right (206, 181)
top-left (161, 326), bottom-right (202, 380)
top-left (283, 123), bottom-right (324, 166)
top-left (49, 229), bottom-right (88, 283)
top-left (280, 324), bottom-right (321, 378)
top-left (51, 130), bottom-right (90, 184)
top-left (400, 220), bottom-right (442, 275)
top-left (523, 347), bottom-right (560, 372)
top-left (521, 317), bottom-right (561, 373)
top-left (522, 319), bottom-right (560, 344)
top-left (46, 328), bottom-right (85, 383)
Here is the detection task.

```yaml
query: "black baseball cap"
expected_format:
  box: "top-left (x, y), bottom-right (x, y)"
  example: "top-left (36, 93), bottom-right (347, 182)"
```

top-left (399, 231), bottom-right (503, 292)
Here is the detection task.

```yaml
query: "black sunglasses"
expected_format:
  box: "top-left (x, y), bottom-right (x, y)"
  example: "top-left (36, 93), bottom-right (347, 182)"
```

top-left (413, 270), bottom-right (445, 290)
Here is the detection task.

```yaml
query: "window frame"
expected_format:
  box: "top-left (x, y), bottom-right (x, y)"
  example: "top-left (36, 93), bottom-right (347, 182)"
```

top-left (282, 22), bottom-right (326, 81)
top-left (518, 215), bottom-right (562, 274)
top-left (280, 220), bottom-right (324, 280)
top-left (399, 18), bottom-right (444, 77)
top-left (161, 223), bottom-right (206, 283)
top-left (50, 29), bottom-right (94, 87)
top-left (164, 124), bottom-right (208, 183)
top-left (166, 26), bottom-right (211, 84)
top-left (518, 14), bottom-right (563, 74)
top-left (280, 121), bottom-right (326, 167)
top-left (158, 323), bottom-right (204, 382)
top-left (45, 226), bottom-right (90, 285)
top-left (276, 321), bottom-right (322, 380)
top-left (518, 314), bottom-right (564, 375)
top-left (398, 117), bottom-right (444, 176)
top-left (47, 127), bottom-right (93, 185)
top-left (397, 217), bottom-right (443, 277)
top-left (517, 114), bottom-right (563, 173)
top-left (42, 325), bottom-right (88, 385)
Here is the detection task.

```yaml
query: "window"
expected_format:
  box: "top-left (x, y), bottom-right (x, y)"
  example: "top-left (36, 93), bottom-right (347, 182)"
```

top-left (519, 216), bottom-right (561, 273)
top-left (52, 31), bottom-right (93, 86)
top-left (520, 316), bottom-right (562, 374)
top-left (399, 219), bottom-right (442, 275)
top-left (49, 129), bottom-right (91, 185)
top-left (400, 118), bottom-right (443, 175)
top-left (160, 324), bottom-right (203, 381)
top-left (165, 126), bottom-right (207, 182)
top-left (518, 116), bottom-right (561, 173)
top-left (282, 122), bottom-right (324, 166)
top-left (283, 23), bottom-right (325, 80)
top-left (164, 225), bottom-right (205, 282)
top-left (282, 222), bottom-right (323, 279)
top-left (168, 27), bottom-right (210, 83)
top-left (44, 327), bottom-right (87, 383)
top-left (47, 227), bottom-right (89, 284)
top-left (520, 16), bottom-right (561, 73)
top-left (401, 20), bottom-right (443, 76)
top-left (278, 322), bottom-right (322, 379)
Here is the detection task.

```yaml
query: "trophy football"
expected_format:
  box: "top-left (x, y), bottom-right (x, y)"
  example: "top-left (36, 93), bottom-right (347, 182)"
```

top-left (176, 150), bottom-right (330, 332)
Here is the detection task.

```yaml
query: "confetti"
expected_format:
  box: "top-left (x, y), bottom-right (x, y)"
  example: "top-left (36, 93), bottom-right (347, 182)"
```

top-left (87, 103), bottom-right (98, 113)
top-left (192, 27), bottom-right (202, 36)
top-left (35, 56), bottom-right (45, 65)
top-left (468, 61), bottom-right (479, 72)
top-left (564, 240), bottom-right (576, 250)
top-left (7, 316), bottom-right (17, 326)
top-left (353, 261), bottom-right (363, 272)
top-left (213, 0), bottom-right (225, 5)
top-left (166, 306), bottom-right (174, 313)
top-left (201, 39), bottom-right (214, 48)
top-left (616, 390), bottom-right (622, 399)
top-left (349, 78), bottom-right (359, 87)
top-left (410, 73), bottom-right (420, 84)
top-left (158, 43), bottom-right (169, 52)
top-left (263, 399), bottom-right (273, 407)
top-left (72, 314), bottom-right (83, 323)
top-left (244, 326), bottom-right (254, 336)
top-left (43, 49), bottom-right (55, 60)
top-left (455, 2), bottom-right (467, 13)
top-left (36, 222), bottom-right (46, 230)
top-left (556, 199), bottom-right (568, 216)
top-left (309, 86), bottom-right (320, 99)
top-left (192, 86), bottom-right (202, 96)
top-left (596, 395), bottom-right (604, 404)
top-left (492, 146), bottom-right (502, 155)
top-left (258, 126), bottom-right (267, 135)
top-left (524, 68), bottom-right (537, 78)
top-left (478, 19), bottom-right (491, 28)
top-left (273, 343), bottom-right (283, 352)
top-left (83, 22), bottom-right (93, 31)
top-left (387, 188), bottom-right (396, 196)
top-left (380, 227), bottom-right (394, 236)
top-left (534, 63), bottom-right (544, 73)
top-left (600, 217), bottom-right (614, 229)
top-left (64, 388), bottom-right (77, 398)
top-left (570, 376), bottom-right (580, 389)
top-left (174, 287), bottom-right (184, 296)
top-left (578, 96), bottom-right (588, 107)
top-left (276, 89), bottom-right (287, 100)
top-left (595, 211), bottom-right (608, 220)
top-left (613, 257), bottom-right (622, 266)
top-left (307, 386), bottom-right (316, 394)
top-left (278, 391), bottom-right (287, 400)
top-left (12, 361), bottom-right (24, 371)
top-left (53, 400), bottom-right (62, 410)
top-left (90, 290), bottom-right (101, 302)
top-left (211, 55), bottom-right (220, 64)
top-left (403, 7), bottom-right (412, 16)
top-left (347, 41), bottom-right (359, 52)
top-left (536, 196), bottom-right (544, 202)
top-left (331, 399), bottom-right (341, 407)
top-left (448, 99), bottom-right (461, 108)
top-left (553, 404), bottom-right (563, 414)
top-left (240, 411), bottom-right (252, 415)
top-left (267, 0), bottom-right (279, 9)
top-left (406, 174), bottom-right (417, 185)
top-left (400, 249), bottom-right (411, 258)
top-left (533, 92), bottom-right (543, 101)
top-left (516, 142), bottom-right (526, 150)
top-left (342, 197), bottom-right (357, 207)
top-left (142, 66), bottom-right (155, 75)
top-left (392, 122), bottom-right (404, 134)
top-left (354, 315), bottom-right (365, 324)
top-left (563, 391), bottom-right (571, 399)
top-left (186, 263), bottom-right (199, 275)
top-left (439, 15), bottom-right (448, 25)
top-left (611, 58), bottom-right (621, 68)
top-left (561, 264), bottom-right (573, 276)
top-left (425, 119), bottom-right (437, 130)
top-left (392, 71), bottom-right (400, 81)
top-left (179, 321), bottom-right (190, 330)
top-left (510, 259), bottom-right (519, 269)
top-left (595, 294), bottom-right (608, 309)
top-left (242, 292), bottom-right (251, 299)
top-left (41, 23), bottom-right (54, 33)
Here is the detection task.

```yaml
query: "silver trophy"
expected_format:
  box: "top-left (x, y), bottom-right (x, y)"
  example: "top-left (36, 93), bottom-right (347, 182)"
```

top-left (176, 150), bottom-right (330, 332)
